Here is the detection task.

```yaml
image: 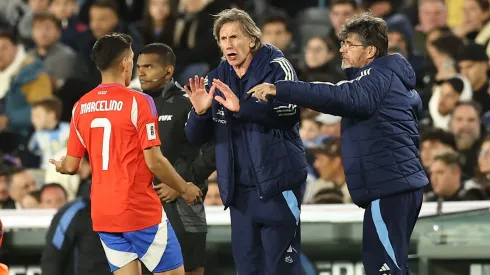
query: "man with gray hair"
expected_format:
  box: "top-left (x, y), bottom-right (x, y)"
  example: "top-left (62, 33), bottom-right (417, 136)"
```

top-left (251, 12), bottom-right (428, 275)
top-left (184, 8), bottom-right (307, 275)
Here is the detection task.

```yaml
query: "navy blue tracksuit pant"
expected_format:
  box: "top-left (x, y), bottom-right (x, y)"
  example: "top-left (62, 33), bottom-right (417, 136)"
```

top-left (230, 187), bottom-right (302, 275)
top-left (363, 188), bottom-right (424, 275)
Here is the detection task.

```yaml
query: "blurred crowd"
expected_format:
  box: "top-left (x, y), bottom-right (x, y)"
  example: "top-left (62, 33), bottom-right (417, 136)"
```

top-left (0, 0), bottom-right (489, 212)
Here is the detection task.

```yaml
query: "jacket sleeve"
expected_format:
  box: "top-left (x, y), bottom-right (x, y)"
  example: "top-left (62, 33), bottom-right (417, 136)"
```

top-left (184, 75), bottom-right (214, 146)
top-left (275, 68), bottom-right (392, 118)
top-left (233, 57), bottom-right (300, 129)
top-left (41, 203), bottom-right (82, 275)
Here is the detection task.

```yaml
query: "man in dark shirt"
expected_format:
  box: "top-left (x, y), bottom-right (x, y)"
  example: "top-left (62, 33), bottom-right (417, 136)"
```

top-left (137, 43), bottom-right (216, 275)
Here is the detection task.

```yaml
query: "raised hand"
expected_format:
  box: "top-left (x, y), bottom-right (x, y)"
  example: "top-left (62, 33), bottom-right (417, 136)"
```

top-left (181, 182), bottom-right (203, 205)
top-left (184, 75), bottom-right (216, 115)
top-left (247, 83), bottom-right (277, 102)
top-left (213, 79), bottom-right (240, 112)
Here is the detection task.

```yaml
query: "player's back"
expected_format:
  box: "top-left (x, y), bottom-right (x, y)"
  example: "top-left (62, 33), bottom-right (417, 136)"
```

top-left (72, 83), bottom-right (162, 232)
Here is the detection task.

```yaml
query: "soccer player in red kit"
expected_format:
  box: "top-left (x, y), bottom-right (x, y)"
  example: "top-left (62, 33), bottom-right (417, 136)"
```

top-left (50, 33), bottom-right (202, 275)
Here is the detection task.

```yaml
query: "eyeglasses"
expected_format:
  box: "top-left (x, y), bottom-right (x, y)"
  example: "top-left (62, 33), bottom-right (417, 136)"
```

top-left (340, 41), bottom-right (364, 49)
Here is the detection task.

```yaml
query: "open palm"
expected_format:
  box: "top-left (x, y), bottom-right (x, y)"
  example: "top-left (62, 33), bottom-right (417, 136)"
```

top-left (213, 79), bottom-right (240, 112)
top-left (184, 75), bottom-right (216, 115)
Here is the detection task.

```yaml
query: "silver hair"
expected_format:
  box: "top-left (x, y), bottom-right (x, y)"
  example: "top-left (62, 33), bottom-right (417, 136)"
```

top-left (213, 8), bottom-right (263, 54)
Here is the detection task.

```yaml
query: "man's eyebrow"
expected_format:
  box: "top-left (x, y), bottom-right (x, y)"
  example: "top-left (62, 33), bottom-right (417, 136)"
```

top-left (137, 63), bottom-right (152, 67)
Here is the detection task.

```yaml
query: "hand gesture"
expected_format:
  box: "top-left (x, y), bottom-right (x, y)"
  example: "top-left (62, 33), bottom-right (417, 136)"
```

top-left (213, 79), bottom-right (240, 112)
top-left (49, 156), bottom-right (65, 173)
top-left (247, 83), bottom-right (277, 102)
top-left (154, 183), bottom-right (180, 203)
top-left (181, 182), bottom-right (203, 205)
top-left (184, 75), bottom-right (216, 115)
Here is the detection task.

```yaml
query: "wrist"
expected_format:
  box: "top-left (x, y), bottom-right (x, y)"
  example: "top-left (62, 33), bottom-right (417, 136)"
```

top-left (195, 108), bottom-right (208, 116)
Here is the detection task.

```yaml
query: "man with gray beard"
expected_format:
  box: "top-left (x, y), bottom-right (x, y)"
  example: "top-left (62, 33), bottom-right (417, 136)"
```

top-left (449, 101), bottom-right (485, 178)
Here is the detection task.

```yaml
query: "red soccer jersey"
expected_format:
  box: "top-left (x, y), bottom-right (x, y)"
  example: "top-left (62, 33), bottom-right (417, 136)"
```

top-left (67, 83), bottom-right (163, 232)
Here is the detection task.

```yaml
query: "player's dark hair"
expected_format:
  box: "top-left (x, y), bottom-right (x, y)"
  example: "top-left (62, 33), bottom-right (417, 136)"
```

top-left (330, 0), bottom-right (358, 10)
top-left (91, 32), bottom-right (133, 71)
top-left (32, 96), bottom-right (63, 121)
top-left (433, 151), bottom-right (462, 169)
top-left (420, 128), bottom-right (457, 151)
top-left (32, 12), bottom-right (62, 30)
top-left (140, 43), bottom-right (176, 67)
top-left (0, 28), bottom-right (18, 45)
top-left (338, 12), bottom-right (388, 58)
top-left (91, 0), bottom-right (120, 16)
top-left (41, 183), bottom-right (68, 200)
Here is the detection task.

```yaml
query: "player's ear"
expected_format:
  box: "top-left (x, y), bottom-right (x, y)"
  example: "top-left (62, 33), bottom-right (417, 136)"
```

top-left (165, 66), bottom-right (175, 80)
top-left (367, 45), bottom-right (377, 59)
top-left (249, 37), bottom-right (255, 49)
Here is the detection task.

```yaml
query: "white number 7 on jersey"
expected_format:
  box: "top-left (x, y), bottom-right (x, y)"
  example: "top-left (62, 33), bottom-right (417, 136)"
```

top-left (90, 118), bottom-right (112, 170)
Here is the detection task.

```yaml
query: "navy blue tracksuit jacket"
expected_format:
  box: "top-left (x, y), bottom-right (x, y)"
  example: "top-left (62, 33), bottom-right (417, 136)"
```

top-left (275, 53), bottom-right (429, 207)
top-left (185, 44), bottom-right (308, 207)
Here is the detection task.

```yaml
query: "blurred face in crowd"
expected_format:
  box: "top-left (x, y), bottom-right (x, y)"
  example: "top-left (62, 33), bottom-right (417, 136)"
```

top-left (478, 140), bottom-right (490, 173)
top-left (0, 176), bottom-right (8, 202)
top-left (299, 118), bottom-right (320, 142)
top-left (430, 160), bottom-right (461, 197)
top-left (49, 0), bottom-right (77, 20)
top-left (462, 0), bottom-right (488, 31)
top-left (368, 1), bottom-right (392, 17)
top-left (32, 19), bottom-right (61, 49)
top-left (305, 37), bottom-right (332, 69)
top-left (438, 82), bottom-right (461, 115)
top-left (261, 21), bottom-right (291, 52)
top-left (420, 140), bottom-right (454, 169)
top-left (31, 106), bottom-right (56, 131)
top-left (388, 31), bottom-right (408, 58)
top-left (219, 21), bottom-right (255, 68)
top-left (90, 6), bottom-right (119, 39)
top-left (40, 186), bottom-right (67, 209)
top-left (137, 53), bottom-right (172, 91)
top-left (425, 29), bottom-right (445, 63)
top-left (0, 38), bottom-right (18, 72)
top-left (314, 153), bottom-right (342, 182)
top-left (339, 33), bottom-right (374, 69)
top-left (204, 182), bottom-right (222, 206)
top-left (459, 60), bottom-right (489, 91)
top-left (8, 171), bottom-right (37, 202)
top-left (184, 0), bottom-right (206, 13)
top-left (29, 0), bottom-right (50, 12)
top-left (418, 0), bottom-right (447, 33)
top-left (330, 3), bottom-right (356, 34)
top-left (149, 0), bottom-right (171, 23)
top-left (450, 105), bottom-right (481, 150)
top-left (20, 194), bottom-right (39, 209)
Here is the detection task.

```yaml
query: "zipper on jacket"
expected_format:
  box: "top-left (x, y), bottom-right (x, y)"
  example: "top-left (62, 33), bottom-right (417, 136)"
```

top-left (241, 129), bottom-right (265, 199)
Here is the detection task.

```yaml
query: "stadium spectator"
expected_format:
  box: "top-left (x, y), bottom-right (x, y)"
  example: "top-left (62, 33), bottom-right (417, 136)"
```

top-left (428, 77), bottom-right (469, 130)
top-left (315, 113), bottom-right (341, 138)
top-left (299, 117), bottom-right (320, 147)
top-left (29, 12), bottom-right (77, 89)
top-left (77, 0), bottom-right (143, 88)
top-left (41, 180), bottom-right (112, 275)
top-left (20, 189), bottom-right (41, 209)
top-left (454, 0), bottom-right (490, 44)
top-left (420, 128), bottom-right (457, 173)
top-left (138, 43), bottom-right (216, 275)
top-left (328, 0), bottom-right (358, 52)
top-left (0, 28), bottom-right (52, 138)
top-left (48, 0), bottom-right (88, 51)
top-left (204, 179), bottom-right (222, 206)
top-left (388, 22), bottom-right (424, 72)
top-left (28, 97), bottom-right (70, 170)
top-left (40, 183), bottom-right (68, 209)
top-left (172, 0), bottom-right (229, 84)
top-left (185, 8), bottom-right (306, 275)
top-left (0, 0), bottom-right (29, 29)
top-left (260, 11), bottom-right (297, 67)
top-left (362, 0), bottom-right (413, 43)
top-left (7, 168), bottom-right (37, 209)
top-left (304, 137), bottom-right (351, 204)
top-left (0, 164), bottom-right (14, 209)
top-left (426, 151), bottom-right (486, 201)
top-left (17, 0), bottom-right (51, 45)
top-left (472, 135), bottom-right (490, 197)
top-left (300, 36), bottom-right (345, 83)
top-left (449, 101), bottom-right (485, 179)
top-left (413, 0), bottom-right (447, 55)
top-left (137, 0), bottom-right (176, 46)
top-left (457, 43), bottom-right (490, 114)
